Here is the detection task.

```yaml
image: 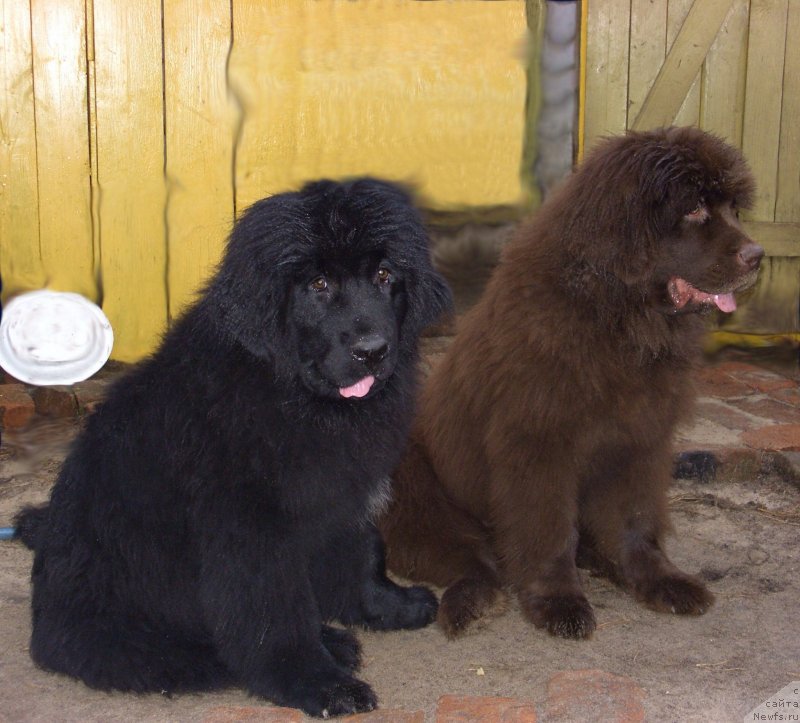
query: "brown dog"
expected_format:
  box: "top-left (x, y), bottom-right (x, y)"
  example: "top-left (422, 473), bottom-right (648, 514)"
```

top-left (380, 127), bottom-right (763, 639)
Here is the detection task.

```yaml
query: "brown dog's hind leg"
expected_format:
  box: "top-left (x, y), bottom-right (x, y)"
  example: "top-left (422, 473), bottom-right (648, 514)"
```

top-left (380, 437), bottom-right (504, 637)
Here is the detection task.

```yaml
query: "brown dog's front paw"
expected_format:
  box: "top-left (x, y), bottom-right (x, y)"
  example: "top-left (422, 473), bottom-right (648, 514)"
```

top-left (521, 594), bottom-right (596, 639)
top-left (637, 574), bottom-right (714, 615)
top-left (437, 577), bottom-right (503, 638)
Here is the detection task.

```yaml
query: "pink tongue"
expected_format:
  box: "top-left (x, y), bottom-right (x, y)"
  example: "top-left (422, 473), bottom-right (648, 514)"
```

top-left (339, 375), bottom-right (375, 398)
top-left (713, 293), bottom-right (737, 313)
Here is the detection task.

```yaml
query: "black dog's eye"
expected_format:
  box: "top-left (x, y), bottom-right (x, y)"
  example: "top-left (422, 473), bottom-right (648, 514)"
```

top-left (375, 267), bottom-right (392, 285)
top-left (309, 276), bottom-right (328, 292)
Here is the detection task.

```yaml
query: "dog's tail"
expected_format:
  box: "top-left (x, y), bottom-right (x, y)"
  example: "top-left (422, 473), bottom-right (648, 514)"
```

top-left (13, 505), bottom-right (49, 551)
top-left (380, 435), bottom-right (504, 638)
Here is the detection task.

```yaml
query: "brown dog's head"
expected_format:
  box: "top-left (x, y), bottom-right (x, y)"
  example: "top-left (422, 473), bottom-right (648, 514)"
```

top-left (564, 126), bottom-right (764, 316)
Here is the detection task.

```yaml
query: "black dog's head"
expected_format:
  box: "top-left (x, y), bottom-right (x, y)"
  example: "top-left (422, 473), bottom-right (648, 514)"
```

top-left (206, 178), bottom-right (451, 399)
top-left (563, 126), bottom-right (763, 315)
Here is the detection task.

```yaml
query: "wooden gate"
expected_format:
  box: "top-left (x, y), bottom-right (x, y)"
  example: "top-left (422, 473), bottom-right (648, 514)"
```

top-left (581, 0), bottom-right (799, 341)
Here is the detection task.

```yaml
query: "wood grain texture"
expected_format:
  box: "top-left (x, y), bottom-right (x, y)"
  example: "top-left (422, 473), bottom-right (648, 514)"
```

top-left (0, 0), bottom-right (45, 297)
top-left (163, 0), bottom-right (235, 320)
top-left (775, 0), bottom-right (800, 224)
top-left (668, 0), bottom-right (702, 129)
top-left (30, 0), bottom-right (96, 300)
top-left (627, 0), bottom-right (668, 129)
top-left (701, 0), bottom-right (749, 146)
top-left (229, 0), bottom-right (528, 211)
top-left (632, 0), bottom-right (735, 130)
top-left (583, 0), bottom-right (630, 149)
top-left (93, 0), bottom-right (168, 361)
top-left (741, 0), bottom-right (789, 222)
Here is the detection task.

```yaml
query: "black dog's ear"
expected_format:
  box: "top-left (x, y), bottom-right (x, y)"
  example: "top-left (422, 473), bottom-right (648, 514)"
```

top-left (406, 263), bottom-right (453, 335)
top-left (202, 194), bottom-right (301, 363)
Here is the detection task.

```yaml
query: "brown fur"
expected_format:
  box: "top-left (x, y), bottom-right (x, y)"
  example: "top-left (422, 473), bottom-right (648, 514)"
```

top-left (380, 127), bottom-right (763, 639)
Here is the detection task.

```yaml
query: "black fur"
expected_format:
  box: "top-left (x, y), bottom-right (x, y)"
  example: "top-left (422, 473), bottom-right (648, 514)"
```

top-left (14, 178), bottom-right (451, 717)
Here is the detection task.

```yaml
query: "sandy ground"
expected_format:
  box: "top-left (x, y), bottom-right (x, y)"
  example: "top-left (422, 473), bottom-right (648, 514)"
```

top-left (1, 417), bottom-right (798, 722)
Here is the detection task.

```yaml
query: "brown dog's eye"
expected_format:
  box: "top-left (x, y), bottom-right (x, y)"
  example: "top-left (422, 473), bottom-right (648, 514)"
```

top-left (376, 268), bottom-right (392, 285)
top-left (685, 204), bottom-right (709, 223)
top-left (310, 276), bottom-right (328, 292)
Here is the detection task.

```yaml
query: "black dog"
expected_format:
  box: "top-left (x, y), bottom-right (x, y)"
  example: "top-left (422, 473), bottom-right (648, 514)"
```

top-left (15, 178), bottom-right (451, 717)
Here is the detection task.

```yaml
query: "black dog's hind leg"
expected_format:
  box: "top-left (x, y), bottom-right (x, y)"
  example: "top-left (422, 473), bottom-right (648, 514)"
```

top-left (199, 524), bottom-right (377, 718)
top-left (312, 523), bottom-right (438, 631)
top-left (29, 604), bottom-right (232, 694)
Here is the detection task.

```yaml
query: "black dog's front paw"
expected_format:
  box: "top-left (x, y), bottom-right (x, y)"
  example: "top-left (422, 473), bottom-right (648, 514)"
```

top-left (351, 581), bottom-right (438, 631)
top-left (278, 669), bottom-right (377, 718)
top-left (321, 625), bottom-right (362, 672)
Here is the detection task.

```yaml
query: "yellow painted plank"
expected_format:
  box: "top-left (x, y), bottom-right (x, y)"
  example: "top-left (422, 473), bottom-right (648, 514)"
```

top-left (93, 1), bottom-right (167, 361)
top-left (627, 0), bottom-right (668, 129)
top-left (776, 0), bottom-right (800, 222)
top-left (30, 0), bottom-right (96, 301)
top-left (583, 0), bottom-right (630, 149)
top-left (229, 0), bottom-right (528, 211)
top-left (0, 0), bottom-right (45, 298)
top-left (701, 0), bottom-right (749, 146)
top-left (742, 0), bottom-right (789, 222)
top-left (163, 0), bottom-right (235, 320)
top-left (632, 0), bottom-right (735, 130)
top-left (668, 0), bottom-right (702, 128)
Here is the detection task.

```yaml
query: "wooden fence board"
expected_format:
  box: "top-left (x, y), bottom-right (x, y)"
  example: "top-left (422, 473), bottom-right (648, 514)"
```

top-left (701, 0), bottom-right (749, 146)
top-left (668, 0), bottom-right (702, 128)
top-left (627, 0), bottom-right (668, 129)
top-left (0, 0), bottom-right (44, 296)
top-left (229, 0), bottom-right (528, 211)
top-left (583, 0), bottom-right (630, 148)
top-left (741, 0), bottom-right (788, 222)
top-left (632, 0), bottom-right (735, 130)
top-left (163, 0), bottom-right (235, 320)
top-left (776, 0), bottom-right (800, 223)
top-left (30, 0), bottom-right (96, 300)
top-left (93, 1), bottom-right (167, 361)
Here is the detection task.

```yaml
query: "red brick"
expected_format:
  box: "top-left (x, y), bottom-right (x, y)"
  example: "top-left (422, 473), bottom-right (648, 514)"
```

top-left (741, 424), bottom-right (800, 452)
top-left (436, 695), bottom-right (537, 722)
top-left (0, 384), bottom-right (35, 430)
top-left (693, 400), bottom-right (757, 431)
top-left (769, 385), bottom-right (800, 407)
top-left (201, 706), bottom-right (303, 722)
top-left (344, 710), bottom-right (425, 722)
top-left (543, 669), bottom-right (645, 723)
top-left (732, 396), bottom-right (800, 426)
top-left (740, 373), bottom-right (796, 395)
top-left (692, 367), bottom-right (751, 398)
top-left (30, 385), bottom-right (78, 418)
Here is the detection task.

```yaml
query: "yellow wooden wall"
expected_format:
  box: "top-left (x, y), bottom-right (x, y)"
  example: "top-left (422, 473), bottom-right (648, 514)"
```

top-left (581, 0), bottom-right (800, 339)
top-left (1, 0), bottom-right (531, 361)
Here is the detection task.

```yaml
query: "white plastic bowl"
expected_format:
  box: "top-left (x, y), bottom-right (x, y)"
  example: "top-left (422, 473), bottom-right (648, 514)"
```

top-left (0, 290), bottom-right (113, 385)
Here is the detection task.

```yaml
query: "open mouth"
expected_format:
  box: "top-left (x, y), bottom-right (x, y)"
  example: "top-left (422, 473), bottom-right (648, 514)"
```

top-left (667, 277), bottom-right (738, 313)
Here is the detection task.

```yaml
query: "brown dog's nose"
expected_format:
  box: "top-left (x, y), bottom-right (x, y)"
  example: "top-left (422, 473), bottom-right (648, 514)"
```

top-left (739, 242), bottom-right (764, 270)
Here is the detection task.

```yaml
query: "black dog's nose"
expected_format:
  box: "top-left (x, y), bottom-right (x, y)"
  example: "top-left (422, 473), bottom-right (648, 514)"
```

top-left (351, 335), bottom-right (389, 366)
top-left (739, 242), bottom-right (764, 270)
